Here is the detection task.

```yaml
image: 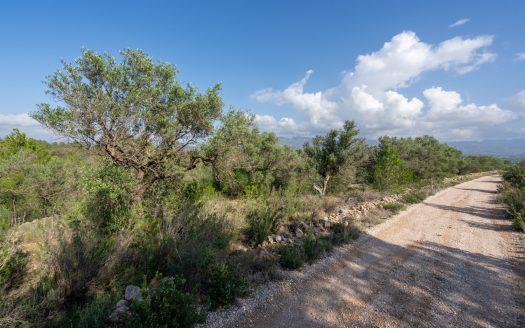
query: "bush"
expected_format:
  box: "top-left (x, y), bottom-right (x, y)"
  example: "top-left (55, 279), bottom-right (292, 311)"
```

top-left (499, 162), bottom-right (525, 232)
top-left (373, 147), bottom-right (411, 192)
top-left (205, 263), bottom-right (247, 310)
top-left (382, 202), bottom-right (404, 212)
top-left (331, 222), bottom-right (360, 245)
top-left (402, 190), bottom-right (427, 204)
top-left (245, 205), bottom-right (284, 247)
top-left (125, 276), bottom-right (203, 328)
top-left (60, 293), bottom-right (119, 328)
top-left (279, 245), bottom-right (304, 270)
top-left (302, 233), bottom-right (328, 263)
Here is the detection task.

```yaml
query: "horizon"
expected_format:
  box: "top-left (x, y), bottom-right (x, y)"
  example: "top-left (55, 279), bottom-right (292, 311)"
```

top-left (1, 1), bottom-right (525, 143)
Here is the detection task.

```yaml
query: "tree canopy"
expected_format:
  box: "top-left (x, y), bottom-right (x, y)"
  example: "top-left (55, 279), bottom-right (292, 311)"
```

top-left (303, 121), bottom-right (366, 196)
top-left (32, 49), bottom-right (223, 203)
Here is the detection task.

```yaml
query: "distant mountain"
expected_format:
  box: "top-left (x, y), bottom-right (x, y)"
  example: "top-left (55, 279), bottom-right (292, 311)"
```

top-left (279, 136), bottom-right (525, 160)
top-left (447, 139), bottom-right (525, 159)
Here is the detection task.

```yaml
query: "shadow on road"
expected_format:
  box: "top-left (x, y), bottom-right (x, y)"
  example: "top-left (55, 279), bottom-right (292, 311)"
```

top-left (288, 235), bottom-right (525, 328)
top-left (454, 187), bottom-right (498, 194)
top-left (422, 201), bottom-right (507, 220)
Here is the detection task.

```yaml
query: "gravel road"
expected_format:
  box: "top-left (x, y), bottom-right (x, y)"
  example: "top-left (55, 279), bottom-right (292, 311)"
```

top-left (204, 175), bottom-right (525, 328)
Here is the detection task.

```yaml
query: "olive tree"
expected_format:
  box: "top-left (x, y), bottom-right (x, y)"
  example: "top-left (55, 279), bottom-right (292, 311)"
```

top-left (32, 49), bottom-right (223, 204)
top-left (303, 121), bottom-right (366, 196)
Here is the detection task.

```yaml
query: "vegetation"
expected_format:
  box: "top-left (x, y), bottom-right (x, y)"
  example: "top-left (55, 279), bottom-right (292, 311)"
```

top-left (499, 161), bottom-right (525, 231)
top-left (303, 121), bottom-right (366, 196)
top-left (0, 49), bottom-right (510, 327)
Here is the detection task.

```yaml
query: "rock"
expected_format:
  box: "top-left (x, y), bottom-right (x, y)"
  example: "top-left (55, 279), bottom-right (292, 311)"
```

top-left (124, 285), bottom-right (142, 301)
top-left (323, 220), bottom-right (332, 229)
top-left (274, 234), bottom-right (282, 242)
top-left (300, 221), bottom-right (309, 231)
top-left (267, 235), bottom-right (275, 243)
top-left (116, 299), bottom-right (129, 308)
top-left (108, 300), bottom-right (131, 323)
top-left (295, 228), bottom-right (304, 238)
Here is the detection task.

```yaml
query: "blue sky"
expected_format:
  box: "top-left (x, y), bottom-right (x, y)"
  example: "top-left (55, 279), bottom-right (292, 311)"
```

top-left (1, 0), bottom-right (524, 141)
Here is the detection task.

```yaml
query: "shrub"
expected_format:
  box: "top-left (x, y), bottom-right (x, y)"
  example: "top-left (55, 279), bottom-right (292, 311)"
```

top-left (302, 233), bottom-right (326, 263)
top-left (373, 147), bottom-right (412, 192)
top-left (279, 245), bottom-right (304, 270)
top-left (60, 292), bottom-right (119, 328)
top-left (205, 263), bottom-right (247, 310)
top-left (331, 222), bottom-right (360, 245)
top-left (245, 205), bottom-right (284, 247)
top-left (401, 190), bottom-right (427, 204)
top-left (382, 202), bottom-right (404, 212)
top-left (125, 276), bottom-right (203, 328)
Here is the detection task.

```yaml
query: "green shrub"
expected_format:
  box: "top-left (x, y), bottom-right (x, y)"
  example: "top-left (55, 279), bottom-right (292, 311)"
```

top-left (302, 233), bottom-right (326, 263)
top-left (60, 293), bottom-right (119, 328)
top-left (331, 223), bottom-right (360, 245)
top-left (382, 202), bottom-right (404, 212)
top-left (279, 245), bottom-right (304, 270)
top-left (245, 205), bottom-right (284, 247)
top-left (125, 276), bottom-right (203, 328)
top-left (373, 147), bottom-right (412, 192)
top-left (205, 263), bottom-right (247, 310)
top-left (401, 190), bottom-right (427, 204)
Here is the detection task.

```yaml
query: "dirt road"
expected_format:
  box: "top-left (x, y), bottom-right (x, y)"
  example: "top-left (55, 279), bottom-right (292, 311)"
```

top-left (209, 175), bottom-right (525, 327)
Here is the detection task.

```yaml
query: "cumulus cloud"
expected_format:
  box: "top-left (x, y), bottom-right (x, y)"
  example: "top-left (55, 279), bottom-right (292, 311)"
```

top-left (449, 18), bottom-right (470, 28)
top-left (252, 31), bottom-right (514, 140)
top-left (0, 112), bottom-right (58, 140)
top-left (511, 90), bottom-right (525, 115)
top-left (0, 113), bottom-right (39, 127)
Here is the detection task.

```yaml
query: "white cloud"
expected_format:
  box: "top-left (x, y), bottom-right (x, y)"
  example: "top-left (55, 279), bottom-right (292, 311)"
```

top-left (0, 113), bottom-right (39, 127)
top-left (0, 112), bottom-right (58, 141)
top-left (511, 90), bottom-right (525, 115)
top-left (449, 18), bottom-right (470, 28)
top-left (515, 52), bottom-right (525, 61)
top-left (252, 31), bottom-right (510, 140)
top-left (423, 87), bottom-right (515, 126)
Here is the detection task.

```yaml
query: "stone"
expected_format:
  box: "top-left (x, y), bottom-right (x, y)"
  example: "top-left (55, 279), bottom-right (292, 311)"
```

top-left (295, 227), bottom-right (304, 238)
top-left (108, 302), bottom-right (131, 323)
top-left (274, 234), bottom-right (282, 242)
top-left (124, 285), bottom-right (142, 301)
top-left (116, 299), bottom-right (129, 308)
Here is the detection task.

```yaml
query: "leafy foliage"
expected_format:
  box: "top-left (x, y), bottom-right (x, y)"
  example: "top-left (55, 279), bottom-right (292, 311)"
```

top-left (32, 49), bottom-right (223, 204)
top-left (499, 161), bottom-right (525, 231)
top-left (245, 203), bottom-right (285, 247)
top-left (373, 147), bottom-right (411, 192)
top-left (125, 276), bottom-right (203, 328)
top-left (303, 121), bottom-right (367, 196)
top-left (205, 110), bottom-right (312, 196)
top-left (377, 136), bottom-right (464, 182)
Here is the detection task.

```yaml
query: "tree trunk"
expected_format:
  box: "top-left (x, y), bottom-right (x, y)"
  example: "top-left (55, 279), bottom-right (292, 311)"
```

top-left (132, 170), bottom-right (157, 218)
top-left (314, 174), bottom-right (331, 197)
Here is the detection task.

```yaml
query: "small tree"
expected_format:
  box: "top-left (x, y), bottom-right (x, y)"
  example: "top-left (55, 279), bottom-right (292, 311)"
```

top-left (372, 147), bottom-right (411, 192)
top-left (303, 121), bottom-right (365, 196)
top-left (32, 49), bottom-right (223, 206)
